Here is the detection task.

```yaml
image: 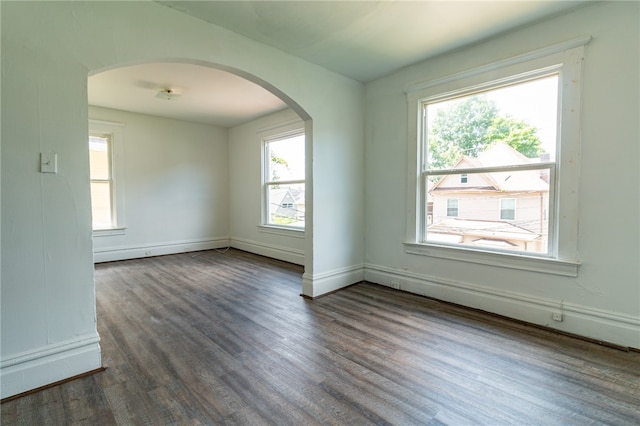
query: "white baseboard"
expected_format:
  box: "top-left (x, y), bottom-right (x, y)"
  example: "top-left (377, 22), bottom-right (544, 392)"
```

top-left (230, 237), bottom-right (304, 266)
top-left (0, 333), bottom-right (102, 399)
top-left (93, 237), bottom-right (231, 263)
top-left (302, 264), bottom-right (365, 298)
top-left (365, 263), bottom-right (640, 349)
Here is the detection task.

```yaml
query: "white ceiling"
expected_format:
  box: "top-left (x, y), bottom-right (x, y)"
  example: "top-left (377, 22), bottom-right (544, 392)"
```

top-left (89, 1), bottom-right (589, 128)
top-left (88, 62), bottom-right (288, 128)
top-left (156, 0), bottom-right (588, 82)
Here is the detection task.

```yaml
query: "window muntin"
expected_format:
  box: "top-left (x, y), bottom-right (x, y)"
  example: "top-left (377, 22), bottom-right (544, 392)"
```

top-left (263, 131), bottom-right (305, 229)
top-left (421, 74), bottom-right (559, 256)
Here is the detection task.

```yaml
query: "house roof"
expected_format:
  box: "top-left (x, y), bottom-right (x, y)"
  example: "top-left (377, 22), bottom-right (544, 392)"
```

top-left (477, 141), bottom-right (532, 167)
top-left (428, 218), bottom-right (541, 242)
top-left (431, 142), bottom-right (548, 193)
top-left (270, 187), bottom-right (304, 205)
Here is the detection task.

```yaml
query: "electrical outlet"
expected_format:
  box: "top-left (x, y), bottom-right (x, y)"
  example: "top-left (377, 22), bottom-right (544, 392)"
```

top-left (390, 281), bottom-right (400, 290)
top-left (552, 312), bottom-right (563, 322)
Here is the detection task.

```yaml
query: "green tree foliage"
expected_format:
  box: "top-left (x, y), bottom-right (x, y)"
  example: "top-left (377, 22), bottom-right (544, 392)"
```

top-left (270, 155), bottom-right (288, 183)
top-left (428, 95), bottom-right (543, 169)
top-left (485, 116), bottom-right (543, 159)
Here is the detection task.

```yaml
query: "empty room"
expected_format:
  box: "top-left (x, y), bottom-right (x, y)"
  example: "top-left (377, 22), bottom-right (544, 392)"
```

top-left (1, 1), bottom-right (639, 424)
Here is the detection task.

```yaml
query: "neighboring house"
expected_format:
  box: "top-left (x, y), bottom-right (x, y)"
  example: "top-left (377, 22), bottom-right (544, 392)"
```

top-left (270, 187), bottom-right (305, 225)
top-left (428, 142), bottom-right (549, 253)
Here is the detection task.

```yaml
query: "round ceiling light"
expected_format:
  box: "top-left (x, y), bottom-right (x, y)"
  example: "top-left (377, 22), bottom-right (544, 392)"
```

top-left (155, 88), bottom-right (181, 101)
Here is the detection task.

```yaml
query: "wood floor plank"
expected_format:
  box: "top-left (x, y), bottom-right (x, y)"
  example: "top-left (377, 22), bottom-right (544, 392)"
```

top-left (2, 249), bottom-right (639, 425)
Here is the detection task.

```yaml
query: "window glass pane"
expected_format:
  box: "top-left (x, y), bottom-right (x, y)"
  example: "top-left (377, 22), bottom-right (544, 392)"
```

top-left (89, 135), bottom-right (110, 180)
top-left (446, 199), bottom-right (458, 217)
top-left (90, 181), bottom-right (112, 228)
top-left (267, 183), bottom-right (305, 228)
top-left (426, 75), bottom-right (558, 170)
top-left (267, 134), bottom-right (305, 182)
top-left (500, 198), bottom-right (516, 220)
top-left (427, 170), bottom-right (549, 254)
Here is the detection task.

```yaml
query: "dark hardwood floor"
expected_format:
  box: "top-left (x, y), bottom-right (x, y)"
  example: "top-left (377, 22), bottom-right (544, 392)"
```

top-left (2, 249), bottom-right (639, 425)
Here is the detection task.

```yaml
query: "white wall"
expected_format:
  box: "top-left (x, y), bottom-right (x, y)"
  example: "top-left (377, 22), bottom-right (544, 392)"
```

top-left (1, 1), bottom-right (364, 398)
top-left (364, 1), bottom-right (639, 348)
top-left (91, 105), bottom-right (309, 266)
top-left (229, 108), bottom-right (306, 265)
top-left (306, 91), bottom-right (366, 296)
top-left (89, 106), bottom-right (229, 262)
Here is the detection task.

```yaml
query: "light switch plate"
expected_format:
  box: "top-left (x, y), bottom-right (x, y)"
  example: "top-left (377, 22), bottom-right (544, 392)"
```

top-left (41, 152), bottom-right (57, 173)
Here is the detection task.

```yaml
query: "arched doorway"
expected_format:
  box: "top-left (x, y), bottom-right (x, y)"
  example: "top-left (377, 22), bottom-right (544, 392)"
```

top-left (88, 60), bottom-right (312, 271)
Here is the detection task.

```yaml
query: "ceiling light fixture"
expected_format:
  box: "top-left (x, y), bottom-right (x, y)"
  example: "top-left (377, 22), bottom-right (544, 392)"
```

top-left (155, 88), bottom-right (180, 101)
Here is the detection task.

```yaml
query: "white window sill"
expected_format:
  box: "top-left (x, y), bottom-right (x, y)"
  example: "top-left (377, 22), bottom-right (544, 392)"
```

top-left (403, 242), bottom-right (580, 277)
top-left (93, 227), bottom-right (127, 237)
top-left (258, 225), bottom-right (305, 239)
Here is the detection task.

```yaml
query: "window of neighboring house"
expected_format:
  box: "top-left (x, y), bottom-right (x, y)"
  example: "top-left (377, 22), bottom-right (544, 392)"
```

top-left (446, 199), bottom-right (459, 217)
top-left (500, 198), bottom-right (516, 221)
top-left (405, 39), bottom-right (588, 276)
top-left (263, 128), bottom-right (305, 229)
top-left (89, 120), bottom-right (125, 235)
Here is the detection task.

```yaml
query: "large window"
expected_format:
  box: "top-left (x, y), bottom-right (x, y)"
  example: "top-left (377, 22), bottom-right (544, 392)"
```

top-left (89, 120), bottom-right (125, 234)
top-left (263, 130), bottom-right (305, 229)
top-left (423, 75), bottom-right (556, 255)
top-left (405, 39), bottom-right (588, 275)
top-left (89, 134), bottom-right (113, 228)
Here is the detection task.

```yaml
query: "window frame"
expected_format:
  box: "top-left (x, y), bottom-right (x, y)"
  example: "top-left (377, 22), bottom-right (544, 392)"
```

top-left (420, 72), bottom-right (559, 255)
top-left (89, 133), bottom-right (113, 226)
top-left (260, 123), bottom-right (305, 233)
top-left (89, 119), bottom-right (126, 236)
top-left (404, 38), bottom-right (589, 277)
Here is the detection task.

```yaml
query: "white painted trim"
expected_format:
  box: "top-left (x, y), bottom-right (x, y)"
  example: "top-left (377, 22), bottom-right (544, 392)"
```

top-left (93, 237), bottom-right (230, 263)
top-left (406, 43), bottom-right (586, 271)
top-left (405, 36), bottom-right (591, 93)
top-left (302, 273), bottom-right (314, 297)
top-left (257, 225), bottom-right (305, 239)
top-left (257, 118), bottom-right (304, 135)
top-left (87, 118), bottom-right (124, 128)
top-left (302, 264), bottom-right (365, 298)
top-left (365, 264), bottom-right (640, 349)
top-left (403, 242), bottom-right (580, 277)
top-left (0, 333), bottom-right (102, 399)
top-left (261, 126), bottom-right (306, 228)
top-left (93, 227), bottom-right (126, 237)
top-left (89, 119), bottom-right (126, 231)
top-left (230, 237), bottom-right (304, 266)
